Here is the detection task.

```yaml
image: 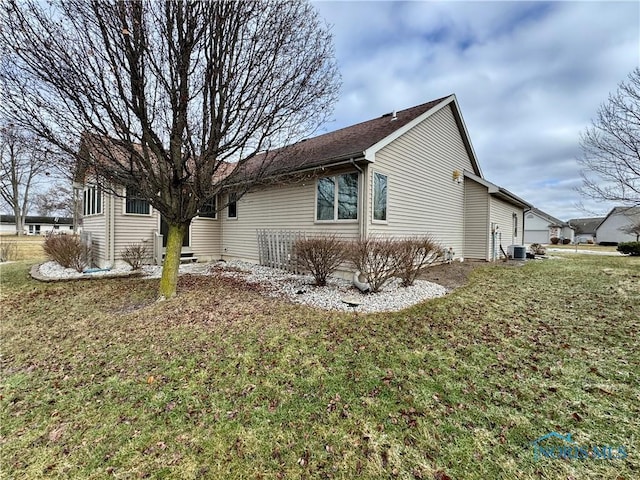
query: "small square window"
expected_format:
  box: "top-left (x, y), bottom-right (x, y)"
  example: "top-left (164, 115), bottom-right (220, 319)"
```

top-left (199, 196), bottom-right (217, 218)
top-left (125, 187), bottom-right (150, 215)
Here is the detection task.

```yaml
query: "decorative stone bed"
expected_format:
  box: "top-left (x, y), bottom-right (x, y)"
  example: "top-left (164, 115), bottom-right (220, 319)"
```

top-left (31, 260), bottom-right (448, 313)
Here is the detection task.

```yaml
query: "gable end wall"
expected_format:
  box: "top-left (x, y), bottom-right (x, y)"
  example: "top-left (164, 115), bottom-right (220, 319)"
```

top-left (367, 104), bottom-right (477, 258)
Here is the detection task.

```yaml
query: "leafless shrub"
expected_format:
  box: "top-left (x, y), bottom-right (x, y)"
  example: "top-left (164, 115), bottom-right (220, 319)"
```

top-left (0, 240), bottom-right (18, 262)
top-left (121, 243), bottom-right (150, 270)
top-left (43, 234), bottom-right (91, 272)
top-left (392, 236), bottom-right (442, 287)
top-left (529, 243), bottom-right (546, 255)
top-left (293, 234), bottom-right (346, 286)
top-left (347, 236), bottom-right (398, 293)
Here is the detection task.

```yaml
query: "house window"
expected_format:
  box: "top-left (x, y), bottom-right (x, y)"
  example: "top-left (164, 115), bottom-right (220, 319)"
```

top-left (316, 172), bottom-right (358, 221)
top-left (227, 192), bottom-right (237, 219)
top-left (199, 196), bottom-right (217, 219)
top-left (373, 172), bottom-right (387, 222)
top-left (125, 187), bottom-right (150, 215)
top-left (83, 185), bottom-right (102, 216)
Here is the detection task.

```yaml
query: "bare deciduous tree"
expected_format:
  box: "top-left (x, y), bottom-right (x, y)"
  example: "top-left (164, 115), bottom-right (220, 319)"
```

top-left (0, 0), bottom-right (340, 298)
top-left (0, 125), bottom-right (49, 235)
top-left (33, 183), bottom-right (76, 218)
top-left (578, 68), bottom-right (640, 207)
top-left (619, 215), bottom-right (640, 242)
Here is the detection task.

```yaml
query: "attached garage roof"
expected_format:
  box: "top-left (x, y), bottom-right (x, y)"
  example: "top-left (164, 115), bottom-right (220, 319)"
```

top-left (463, 171), bottom-right (532, 209)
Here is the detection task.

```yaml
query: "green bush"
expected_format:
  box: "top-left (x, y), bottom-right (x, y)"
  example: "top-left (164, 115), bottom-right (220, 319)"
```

top-left (43, 234), bottom-right (91, 272)
top-left (617, 241), bottom-right (640, 256)
top-left (562, 238), bottom-right (571, 245)
top-left (550, 237), bottom-right (560, 244)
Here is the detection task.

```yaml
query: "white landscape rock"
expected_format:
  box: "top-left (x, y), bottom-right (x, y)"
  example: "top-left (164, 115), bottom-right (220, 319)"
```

top-left (203, 260), bottom-right (448, 313)
top-left (37, 260), bottom-right (448, 313)
top-left (38, 261), bottom-right (134, 279)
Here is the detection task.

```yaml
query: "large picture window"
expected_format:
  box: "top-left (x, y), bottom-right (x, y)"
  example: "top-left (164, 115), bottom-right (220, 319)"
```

top-left (125, 187), bottom-right (150, 215)
top-left (316, 172), bottom-right (358, 221)
top-left (83, 185), bottom-right (102, 216)
top-left (373, 172), bottom-right (387, 222)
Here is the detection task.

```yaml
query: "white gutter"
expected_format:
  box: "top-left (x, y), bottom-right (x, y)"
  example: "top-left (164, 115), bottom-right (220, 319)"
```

top-left (108, 187), bottom-right (116, 266)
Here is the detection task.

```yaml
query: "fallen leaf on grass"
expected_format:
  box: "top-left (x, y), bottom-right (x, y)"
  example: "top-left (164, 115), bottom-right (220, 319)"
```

top-left (48, 424), bottom-right (67, 443)
top-left (433, 470), bottom-right (452, 480)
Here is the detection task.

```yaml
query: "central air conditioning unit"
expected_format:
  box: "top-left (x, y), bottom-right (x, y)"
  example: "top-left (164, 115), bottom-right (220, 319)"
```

top-left (507, 245), bottom-right (527, 260)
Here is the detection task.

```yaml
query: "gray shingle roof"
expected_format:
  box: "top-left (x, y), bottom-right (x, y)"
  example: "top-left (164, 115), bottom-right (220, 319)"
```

top-left (0, 215), bottom-right (73, 225)
top-left (566, 217), bottom-right (605, 234)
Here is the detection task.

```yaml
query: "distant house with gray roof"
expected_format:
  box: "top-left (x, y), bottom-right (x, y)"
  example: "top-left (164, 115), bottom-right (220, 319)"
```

top-left (595, 207), bottom-right (640, 244)
top-left (0, 215), bottom-right (74, 235)
top-left (566, 217), bottom-right (605, 243)
top-left (524, 208), bottom-right (574, 244)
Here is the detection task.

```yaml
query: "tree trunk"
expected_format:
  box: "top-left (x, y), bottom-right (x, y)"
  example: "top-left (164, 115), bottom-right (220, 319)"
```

top-left (158, 222), bottom-right (187, 299)
top-left (13, 205), bottom-right (24, 236)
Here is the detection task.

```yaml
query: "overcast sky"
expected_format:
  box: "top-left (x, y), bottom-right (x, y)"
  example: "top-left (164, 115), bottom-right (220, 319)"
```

top-left (313, 0), bottom-right (639, 220)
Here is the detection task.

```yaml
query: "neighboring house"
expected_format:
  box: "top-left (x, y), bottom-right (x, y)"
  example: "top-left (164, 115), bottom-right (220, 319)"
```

top-left (567, 217), bottom-right (605, 243)
top-left (595, 207), bottom-right (640, 244)
top-left (0, 215), bottom-right (74, 235)
top-left (524, 208), bottom-right (574, 244)
top-left (78, 94), bottom-right (531, 268)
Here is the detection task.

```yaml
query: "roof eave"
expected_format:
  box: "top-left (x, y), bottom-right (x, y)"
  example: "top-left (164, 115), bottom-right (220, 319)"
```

top-left (362, 95), bottom-right (482, 177)
top-left (464, 170), bottom-right (532, 208)
top-left (495, 188), bottom-right (532, 209)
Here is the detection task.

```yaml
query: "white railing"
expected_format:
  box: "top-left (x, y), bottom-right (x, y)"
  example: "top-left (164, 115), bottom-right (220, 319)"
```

top-left (153, 231), bottom-right (163, 265)
top-left (256, 229), bottom-right (305, 273)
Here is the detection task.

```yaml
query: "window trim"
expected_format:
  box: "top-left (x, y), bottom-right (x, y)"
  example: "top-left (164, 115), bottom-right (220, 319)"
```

top-left (82, 184), bottom-right (103, 217)
top-left (123, 186), bottom-right (152, 216)
top-left (371, 170), bottom-right (388, 224)
top-left (314, 171), bottom-right (359, 223)
top-left (227, 192), bottom-right (238, 220)
top-left (197, 195), bottom-right (218, 220)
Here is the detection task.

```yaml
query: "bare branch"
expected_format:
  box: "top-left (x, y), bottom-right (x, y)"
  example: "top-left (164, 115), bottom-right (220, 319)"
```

top-left (578, 67), bottom-right (640, 207)
top-left (0, 0), bottom-right (340, 295)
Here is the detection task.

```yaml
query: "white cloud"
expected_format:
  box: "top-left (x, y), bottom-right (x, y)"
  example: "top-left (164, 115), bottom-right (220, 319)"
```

top-left (313, 0), bottom-right (640, 219)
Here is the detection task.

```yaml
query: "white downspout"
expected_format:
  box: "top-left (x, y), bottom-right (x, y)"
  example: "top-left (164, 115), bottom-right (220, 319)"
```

top-left (350, 158), bottom-right (367, 240)
top-left (108, 188), bottom-right (116, 267)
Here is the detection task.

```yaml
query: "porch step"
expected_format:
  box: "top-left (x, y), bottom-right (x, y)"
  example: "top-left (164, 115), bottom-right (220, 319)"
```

top-left (179, 256), bottom-right (198, 264)
top-left (162, 252), bottom-right (198, 264)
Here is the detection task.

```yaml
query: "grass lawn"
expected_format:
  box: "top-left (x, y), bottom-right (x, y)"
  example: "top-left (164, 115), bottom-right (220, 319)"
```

top-left (1, 256), bottom-right (638, 479)
top-left (0, 235), bottom-right (46, 261)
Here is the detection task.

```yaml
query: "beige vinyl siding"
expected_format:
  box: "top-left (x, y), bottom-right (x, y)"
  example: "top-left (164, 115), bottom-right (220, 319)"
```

top-left (113, 190), bottom-right (158, 262)
top-left (82, 211), bottom-right (107, 266)
top-left (464, 179), bottom-right (490, 260)
top-left (221, 173), bottom-right (360, 263)
top-left (367, 104), bottom-right (476, 257)
top-left (489, 197), bottom-right (523, 247)
top-left (190, 217), bottom-right (221, 261)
